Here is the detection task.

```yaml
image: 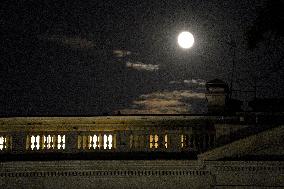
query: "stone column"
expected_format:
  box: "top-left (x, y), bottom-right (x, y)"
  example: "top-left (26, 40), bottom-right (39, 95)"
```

top-left (12, 131), bottom-right (26, 154)
top-left (117, 130), bottom-right (130, 152)
top-left (167, 130), bottom-right (181, 152)
top-left (65, 131), bottom-right (78, 153)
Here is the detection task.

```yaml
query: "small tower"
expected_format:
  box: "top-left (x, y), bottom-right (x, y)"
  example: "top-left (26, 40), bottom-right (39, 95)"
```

top-left (205, 79), bottom-right (229, 114)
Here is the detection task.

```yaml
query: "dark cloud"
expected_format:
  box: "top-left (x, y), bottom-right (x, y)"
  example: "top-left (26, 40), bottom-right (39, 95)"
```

top-left (126, 61), bottom-right (159, 72)
top-left (39, 35), bottom-right (95, 49)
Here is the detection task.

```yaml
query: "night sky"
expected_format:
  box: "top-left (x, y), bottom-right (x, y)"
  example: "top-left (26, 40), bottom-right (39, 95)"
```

top-left (1, 0), bottom-right (283, 116)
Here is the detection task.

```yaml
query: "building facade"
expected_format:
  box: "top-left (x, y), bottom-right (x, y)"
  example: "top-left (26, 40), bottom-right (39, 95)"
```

top-left (0, 115), bottom-right (283, 188)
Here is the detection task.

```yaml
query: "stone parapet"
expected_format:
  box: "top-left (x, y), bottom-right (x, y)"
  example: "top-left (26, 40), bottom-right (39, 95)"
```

top-left (0, 160), bottom-right (283, 188)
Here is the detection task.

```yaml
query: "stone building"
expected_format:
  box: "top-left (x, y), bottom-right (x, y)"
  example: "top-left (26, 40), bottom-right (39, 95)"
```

top-left (0, 115), bottom-right (283, 188)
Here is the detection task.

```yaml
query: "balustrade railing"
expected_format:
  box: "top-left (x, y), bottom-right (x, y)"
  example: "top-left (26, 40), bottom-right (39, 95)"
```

top-left (0, 129), bottom-right (215, 156)
top-left (1, 115), bottom-right (246, 159)
top-left (0, 114), bottom-right (281, 159)
top-left (77, 132), bottom-right (116, 151)
top-left (26, 134), bottom-right (66, 151)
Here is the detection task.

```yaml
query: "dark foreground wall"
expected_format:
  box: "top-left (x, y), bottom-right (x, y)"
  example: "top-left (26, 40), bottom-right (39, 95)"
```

top-left (0, 160), bottom-right (283, 189)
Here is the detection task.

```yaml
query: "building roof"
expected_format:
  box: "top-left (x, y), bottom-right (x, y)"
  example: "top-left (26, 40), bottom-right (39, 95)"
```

top-left (206, 79), bottom-right (229, 91)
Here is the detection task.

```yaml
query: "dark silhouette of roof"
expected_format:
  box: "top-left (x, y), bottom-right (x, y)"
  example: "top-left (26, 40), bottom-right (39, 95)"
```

top-left (206, 79), bottom-right (229, 91)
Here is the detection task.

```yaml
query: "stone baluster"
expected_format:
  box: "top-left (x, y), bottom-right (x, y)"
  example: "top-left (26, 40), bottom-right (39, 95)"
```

top-left (145, 129), bottom-right (151, 152)
top-left (193, 134), bottom-right (199, 152)
top-left (42, 134), bottom-right (47, 150)
top-left (190, 134), bottom-right (195, 151)
top-left (202, 134), bottom-right (206, 152)
top-left (140, 129), bottom-right (148, 152)
top-left (88, 135), bottom-right (93, 150)
top-left (112, 132), bottom-right (117, 150)
top-left (197, 134), bottom-right (202, 152)
top-left (134, 134), bottom-right (139, 150)
top-left (138, 132), bottom-right (145, 152)
top-left (82, 135), bottom-right (87, 150)
top-left (92, 133), bottom-right (96, 150)
top-left (184, 134), bottom-right (189, 149)
top-left (164, 134), bottom-right (168, 151)
top-left (104, 133), bottom-right (108, 150)
top-left (31, 135), bottom-right (39, 151)
top-left (157, 133), bottom-right (163, 151)
top-left (129, 131), bottom-right (138, 151)
top-left (159, 132), bottom-right (167, 152)
top-left (99, 133), bottom-right (103, 150)
top-left (129, 133), bottom-right (134, 150)
top-left (149, 132), bottom-right (156, 151)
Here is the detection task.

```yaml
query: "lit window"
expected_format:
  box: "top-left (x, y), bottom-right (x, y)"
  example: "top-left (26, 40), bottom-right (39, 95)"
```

top-left (78, 133), bottom-right (115, 150)
top-left (43, 135), bottom-right (54, 149)
top-left (181, 134), bottom-right (190, 149)
top-left (0, 136), bottom-right (5, 150)
top-left (27, 134), bottom-right (66, 150)
top-left (57, 135), bottom-right (65, 150)
top-left (104, 134), bottom-right (112, 149)
top-left (149, 135), bottom-right (159, 149)
top-left (88, 135), bottom-right (98, 149)
top-left (88, 134), bottom-right (102, 149)
top-left (31, 135), bottom-right (40, 150)
top-left (149, 134), bottom-right (168, 149)
top-left (0, 136), bottom-right (12, 151)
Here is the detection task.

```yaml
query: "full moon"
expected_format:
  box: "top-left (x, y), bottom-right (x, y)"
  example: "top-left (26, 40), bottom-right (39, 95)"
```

top-left (178, 31), bottom-right (194, 49)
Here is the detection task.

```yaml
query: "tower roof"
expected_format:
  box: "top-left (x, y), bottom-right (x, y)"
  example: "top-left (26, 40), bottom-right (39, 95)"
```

top-left (206, 79), bottom-right (229, 91)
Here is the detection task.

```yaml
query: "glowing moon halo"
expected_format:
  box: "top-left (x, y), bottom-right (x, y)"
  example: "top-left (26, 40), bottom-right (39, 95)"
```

top-left (178, 31), bottom-right (194, 49)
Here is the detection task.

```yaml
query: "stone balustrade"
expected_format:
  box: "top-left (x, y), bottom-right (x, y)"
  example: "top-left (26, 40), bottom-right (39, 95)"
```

top-left (0, 114), bottom-right (281, 159)
top-left (0, 127), bottom-right (215, 158)
top-left (0, 116), bottom-right (233, 158)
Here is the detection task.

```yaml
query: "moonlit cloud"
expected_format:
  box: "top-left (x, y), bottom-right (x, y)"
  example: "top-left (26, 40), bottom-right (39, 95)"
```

top-left (170, 79), bottom-right (206, 86)
top-left (38, 35), bottom-right (95, 49)
top-left (140, 90), bottom-right (205, 99)
top-left (113, 50), bottom-right (132, 57)
top-left (118, 90), bottom-right (207, 114)
top-left (184, 79), bottom-right (206, 85)
top-left (126, 61), bottom-right (159, 71)
top-left (118, 77), bottom-right (208, 114)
